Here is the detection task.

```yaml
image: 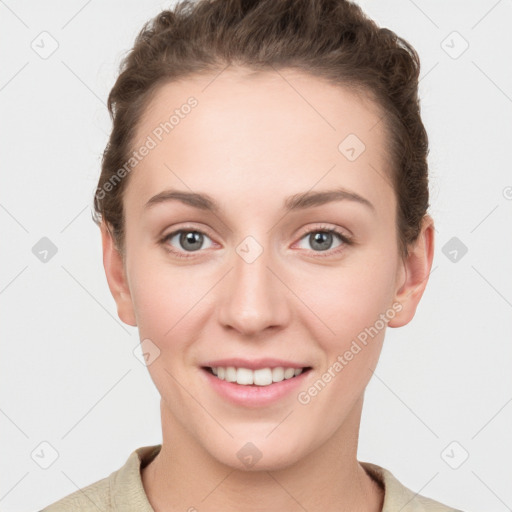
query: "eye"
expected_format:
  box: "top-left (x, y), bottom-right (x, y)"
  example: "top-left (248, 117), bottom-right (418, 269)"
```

top-left (160, 224), bottom-right (352, 259)
top-left (161, 228), bottom-right (215, 258)
top-left (295, 225), bottom-right (352, 256)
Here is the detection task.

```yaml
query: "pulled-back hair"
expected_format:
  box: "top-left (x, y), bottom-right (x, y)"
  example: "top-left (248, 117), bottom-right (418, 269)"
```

top-left (92, 0), bottom-right (429, 260)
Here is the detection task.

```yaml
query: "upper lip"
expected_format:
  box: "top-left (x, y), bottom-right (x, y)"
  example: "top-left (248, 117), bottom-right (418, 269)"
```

top-left (201, 358), bottom-right (311, 370)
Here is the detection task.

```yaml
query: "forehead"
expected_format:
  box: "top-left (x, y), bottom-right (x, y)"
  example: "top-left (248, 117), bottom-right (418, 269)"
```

top-left (126, 68), bottom-right (393, 214)
top-left (137, 67), bottom-right (385, 142)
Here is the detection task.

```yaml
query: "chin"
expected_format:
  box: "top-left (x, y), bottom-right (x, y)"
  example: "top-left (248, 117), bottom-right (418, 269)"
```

top-left (205, 433), bottom-right (307, 472)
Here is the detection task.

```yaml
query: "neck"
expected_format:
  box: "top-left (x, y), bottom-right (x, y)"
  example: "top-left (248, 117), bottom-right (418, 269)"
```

top-left (142, 396), bottom-right (383, 512)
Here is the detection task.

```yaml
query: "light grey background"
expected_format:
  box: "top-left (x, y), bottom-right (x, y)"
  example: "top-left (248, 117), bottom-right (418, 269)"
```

top-left (1, 1), bottom-right (511, 511)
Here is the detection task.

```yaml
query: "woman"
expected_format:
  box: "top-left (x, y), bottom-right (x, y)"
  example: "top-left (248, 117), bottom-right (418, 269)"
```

top-left (42, 0), bottom-right (462, 510)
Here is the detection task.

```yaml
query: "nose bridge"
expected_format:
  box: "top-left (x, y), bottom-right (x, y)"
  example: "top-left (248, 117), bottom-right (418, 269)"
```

top-left (217, 234), bottom-right (288, 335)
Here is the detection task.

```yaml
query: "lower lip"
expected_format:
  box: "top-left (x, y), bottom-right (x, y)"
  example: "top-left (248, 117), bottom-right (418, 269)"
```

top-left (201, 367), bottom-right (311, 408)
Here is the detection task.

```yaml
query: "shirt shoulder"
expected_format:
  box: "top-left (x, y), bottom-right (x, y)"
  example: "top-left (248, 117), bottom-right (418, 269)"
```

top-left (39, 445), bottom-right (160, 512)
top-left (361, 461), bottom-right (464, 512)
top-left (40, 448), bottom-right (464, 511)
top-left (39, 474), bottom-right (111, 511)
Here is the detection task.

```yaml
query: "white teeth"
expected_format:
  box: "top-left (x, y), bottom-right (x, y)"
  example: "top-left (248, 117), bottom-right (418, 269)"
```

top-left (272, 367), bottom-right (284, 382)
top-left (209, 366), bottom-right (305, 386)
top-left (283, 368), bottom-right (295, 379)
top-left (236, 368), bottom-right (254, 385)
top-left (253, 368), bottom-right (272, 386)
top-left (225, 366), bottom-right (237, 382)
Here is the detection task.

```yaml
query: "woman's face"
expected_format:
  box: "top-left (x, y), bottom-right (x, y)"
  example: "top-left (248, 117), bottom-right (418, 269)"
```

top-left (104, 68), bottom-right (430, 470)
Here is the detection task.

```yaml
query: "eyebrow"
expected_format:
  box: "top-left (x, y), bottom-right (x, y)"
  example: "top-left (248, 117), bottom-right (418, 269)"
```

top-left (144, 187), bottom-right (375, 213)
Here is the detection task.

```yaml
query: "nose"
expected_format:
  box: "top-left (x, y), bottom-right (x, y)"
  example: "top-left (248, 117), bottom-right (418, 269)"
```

top-left (217, 239), bottom-right (290, 337)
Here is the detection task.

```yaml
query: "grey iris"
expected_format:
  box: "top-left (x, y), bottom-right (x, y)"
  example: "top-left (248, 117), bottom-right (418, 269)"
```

top-left (310, 232), bottom-right (332, 251)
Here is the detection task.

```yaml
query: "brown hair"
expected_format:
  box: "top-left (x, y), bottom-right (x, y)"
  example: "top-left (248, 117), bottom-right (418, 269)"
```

top-left (92, 0), bottom-right (429, 260)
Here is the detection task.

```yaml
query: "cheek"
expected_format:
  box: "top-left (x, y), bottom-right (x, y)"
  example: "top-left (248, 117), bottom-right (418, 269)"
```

top-left (292, 257), bottom-right (397, 351)
top-left (293, 262), bottom-right (395, 428)
top-left (128, 264), bottom-right (201, 404)
top-left (128, 259), bottom-right (198, 343)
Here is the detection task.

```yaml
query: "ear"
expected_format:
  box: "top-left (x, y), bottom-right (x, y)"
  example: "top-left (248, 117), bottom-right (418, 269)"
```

top-left (100, 221), bottom-right (137, 327)
top-left (388, 214), bottom-right (435, 328)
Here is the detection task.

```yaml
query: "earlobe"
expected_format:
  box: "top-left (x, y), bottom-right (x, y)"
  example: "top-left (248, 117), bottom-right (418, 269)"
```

top-left (387, 215), bottom-right (435, 328)
top-left (100, 221), bottom-right (137, 327)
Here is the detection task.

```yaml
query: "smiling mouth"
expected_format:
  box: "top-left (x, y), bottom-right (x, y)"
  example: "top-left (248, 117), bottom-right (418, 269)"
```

top-left (202, 366), bottom-right (312, 386)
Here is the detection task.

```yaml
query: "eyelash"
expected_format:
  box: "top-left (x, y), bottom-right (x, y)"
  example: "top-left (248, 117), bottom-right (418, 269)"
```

top-left (159, 224), bottom-right (353, 259)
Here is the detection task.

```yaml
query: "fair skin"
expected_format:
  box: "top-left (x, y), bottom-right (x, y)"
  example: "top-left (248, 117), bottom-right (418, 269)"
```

top-left (101, 68), bottom-right (434, 511)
